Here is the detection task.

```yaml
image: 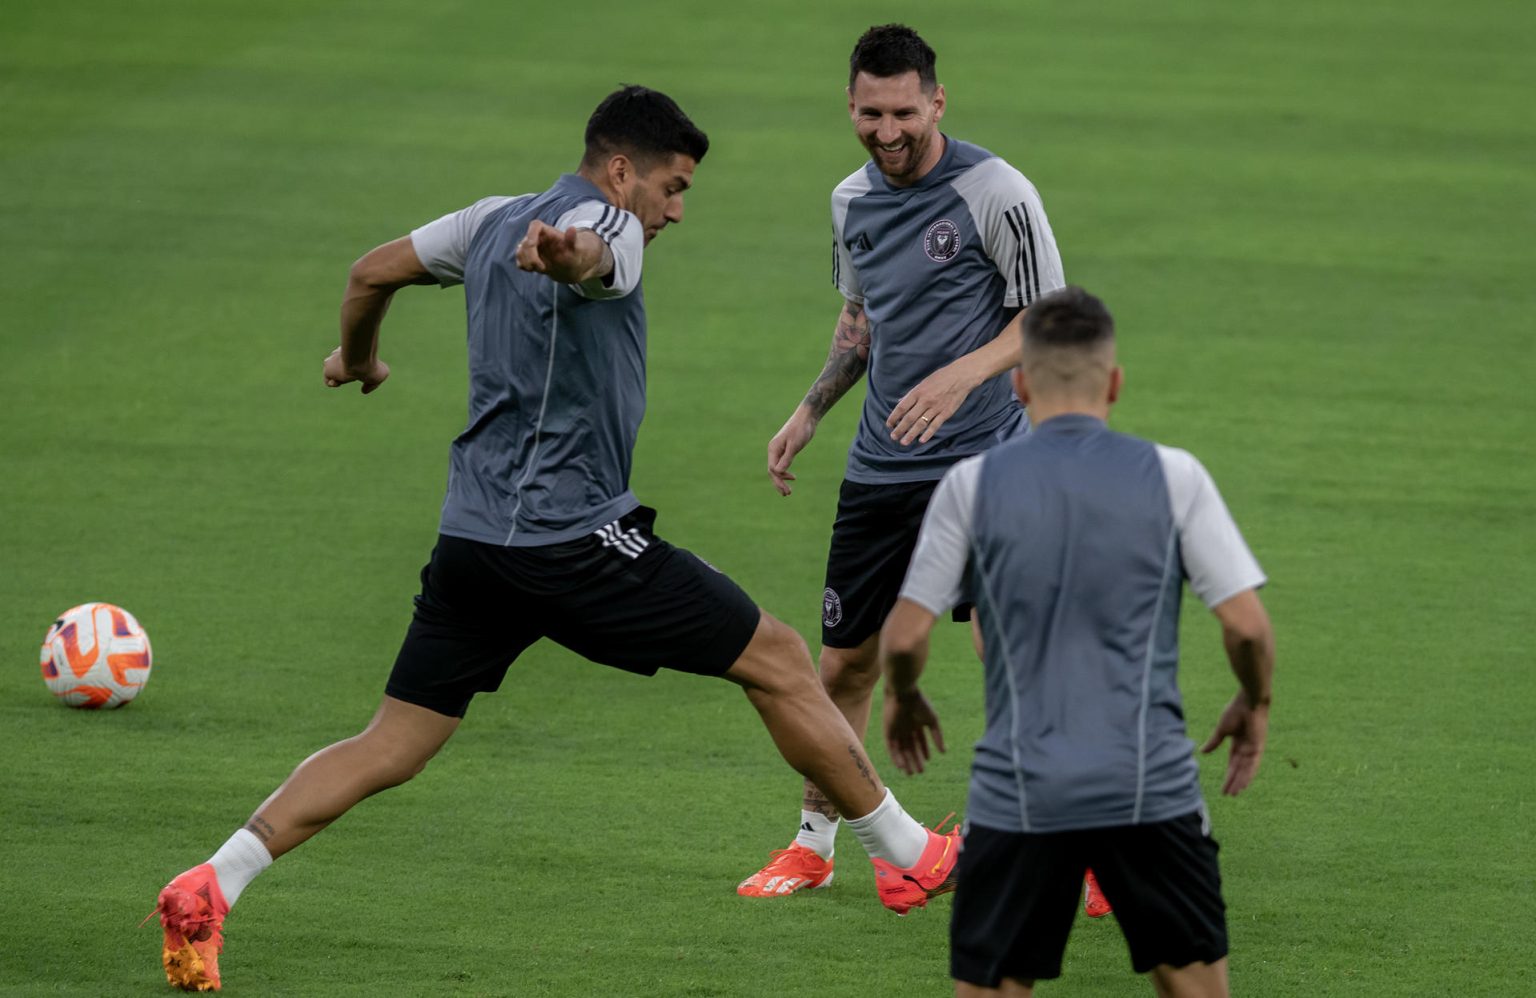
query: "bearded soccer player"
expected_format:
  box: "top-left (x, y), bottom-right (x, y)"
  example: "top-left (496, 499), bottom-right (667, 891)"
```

top-left (149, 85), bottom-right (959, 992)
top-left (740, 24), bottom-right (1104, 910)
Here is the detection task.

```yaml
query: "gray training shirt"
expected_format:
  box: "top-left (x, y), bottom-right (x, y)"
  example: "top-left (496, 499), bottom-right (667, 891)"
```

top-left (410, 174), bottom-right (647, 546)
top-left (832, 137), bottom-right (1065, 484)
top-left (899, 414), bottom-right (1267, 834)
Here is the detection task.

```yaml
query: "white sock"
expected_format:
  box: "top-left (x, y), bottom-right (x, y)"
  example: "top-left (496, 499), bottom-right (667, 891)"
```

top-left (207, 828), bottom-right (273, 908)
top-left (844, 789), bottom-right (928, 868)
top-left (793, 810), bottom-right (839, 859)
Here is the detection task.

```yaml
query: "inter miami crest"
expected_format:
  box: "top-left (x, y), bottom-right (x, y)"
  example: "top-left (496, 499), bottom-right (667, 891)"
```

top-left (823, 587), bottom-right (843, 628)
top-left (923, 218), bottom-right (961, 262)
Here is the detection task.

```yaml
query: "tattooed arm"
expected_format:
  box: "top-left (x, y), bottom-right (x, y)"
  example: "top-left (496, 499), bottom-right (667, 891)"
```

top-left (767, 299), bottom-right (871, 496)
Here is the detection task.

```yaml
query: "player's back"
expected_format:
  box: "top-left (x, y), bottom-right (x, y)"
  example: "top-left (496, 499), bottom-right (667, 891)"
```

top-left (966, 414), bottom-right (1202, 834)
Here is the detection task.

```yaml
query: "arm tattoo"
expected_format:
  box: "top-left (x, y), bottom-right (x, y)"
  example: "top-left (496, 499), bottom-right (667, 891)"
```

top-left (801, 301), bottom-right (870, 419)
top-left (244, 816), bottom-right (276, 844)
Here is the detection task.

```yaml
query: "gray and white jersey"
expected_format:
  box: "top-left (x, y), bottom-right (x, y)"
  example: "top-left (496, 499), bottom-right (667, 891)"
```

top-left (900, 414), bottom-right (1266, 833)
top-left (831, 137), bottom-right (1065, 484)
top-left (408, 174), bottom-right (648, 546)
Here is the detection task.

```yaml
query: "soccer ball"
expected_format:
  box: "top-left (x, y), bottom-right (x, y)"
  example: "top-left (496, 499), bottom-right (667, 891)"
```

top-left (39, 602), bottom-right (153, 708)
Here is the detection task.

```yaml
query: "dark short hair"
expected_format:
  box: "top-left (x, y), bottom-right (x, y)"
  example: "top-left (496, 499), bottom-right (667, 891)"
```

top-left (582, 85), bottom-right (709, 170)
top-left (849, 24), bottom-right (937, 91)
top-left (1022, 286), bottom-right (1116, 350)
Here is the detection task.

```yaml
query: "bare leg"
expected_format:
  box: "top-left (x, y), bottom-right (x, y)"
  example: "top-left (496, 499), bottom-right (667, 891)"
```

top-left (725, 613), bottom-right (884, 821)
top-left (956, 978), bottom-right (1034, 997)
top-left (797, 633), bottom-right (881, 819)
top-left (1149, 959), bottom-right (1229, 998)
top-left (242, 696), bottom-right (460, 858)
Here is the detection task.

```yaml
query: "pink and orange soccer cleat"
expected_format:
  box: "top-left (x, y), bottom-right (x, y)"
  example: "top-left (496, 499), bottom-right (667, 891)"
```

top-left (149, 863), bottom-right (229, 991)
top-left (737, 843), bottom-right (835, 897)
top-left (1083, 867), bottom-right (1112, 918)
top-left (871, 821), bottom-right (962, 915)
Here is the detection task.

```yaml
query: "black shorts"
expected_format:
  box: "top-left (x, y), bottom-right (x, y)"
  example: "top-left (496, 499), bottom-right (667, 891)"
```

top-left (951, 811), bottom-right (1228, 985)
top-left (385, 507), bottom-right (761, 717)
top-left (822, 479), bottom-right (969, 648)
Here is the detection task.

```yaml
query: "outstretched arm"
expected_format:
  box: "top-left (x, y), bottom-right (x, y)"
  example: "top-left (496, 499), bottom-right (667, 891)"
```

top-left (886, 307), bottom-right (1025, 446)
top-left (324, 236), bottom-right (436, 394)
top-left (767, 298), bottom-right (870, 496)
top-left (1200, 588), bottom-right (1275, 796)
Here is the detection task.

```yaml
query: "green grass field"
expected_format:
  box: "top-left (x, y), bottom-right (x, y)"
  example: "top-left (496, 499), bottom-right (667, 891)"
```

top-left (3, 0), bottom-right (1533, 994)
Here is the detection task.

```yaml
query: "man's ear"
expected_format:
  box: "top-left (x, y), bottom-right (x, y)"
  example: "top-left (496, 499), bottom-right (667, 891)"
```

top-left (606, 154), bottom-right (635, 204)
top-left (1012, 367), bottom-right (1029, 406)
top-left (931, 83), bottom-right (946, 123)
top-left (1107, 365), bottom-right (1124, 405)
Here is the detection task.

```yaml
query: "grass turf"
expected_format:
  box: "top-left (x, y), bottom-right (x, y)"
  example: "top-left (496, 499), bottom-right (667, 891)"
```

top-left (2, 0), bottom-right (1533, 994)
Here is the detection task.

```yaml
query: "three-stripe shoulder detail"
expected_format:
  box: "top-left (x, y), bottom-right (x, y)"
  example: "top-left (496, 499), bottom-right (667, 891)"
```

top-left (1002, 204), bottom-right (1043, 305)
top-left (591, 205), bottom-right (630, 244)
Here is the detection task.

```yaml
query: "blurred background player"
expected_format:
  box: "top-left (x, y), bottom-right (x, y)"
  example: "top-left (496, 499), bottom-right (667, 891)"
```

top-left (149, 85), bottom-right (958, 993)
top-left (881, 286), bottom-right (1276, 997)
top-left (741, 24), bottom-right (1069, 900)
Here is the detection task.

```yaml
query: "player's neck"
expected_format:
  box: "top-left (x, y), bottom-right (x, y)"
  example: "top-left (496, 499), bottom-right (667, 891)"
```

top-left (578, 166), bottom-right (625, 211)
top-left (1027, 401), bottom-right (1110, 426)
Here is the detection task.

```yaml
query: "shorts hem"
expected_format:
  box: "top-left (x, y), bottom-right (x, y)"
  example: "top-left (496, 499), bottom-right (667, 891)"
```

top-left (383, 683), bottom-right (471, 719)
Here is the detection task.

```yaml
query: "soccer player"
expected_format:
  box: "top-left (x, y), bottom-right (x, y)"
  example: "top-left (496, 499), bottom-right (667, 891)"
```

top-left (881, 286), bottom-right (1276, 997)
top-left (149, 86), bottom-right (959, 993)
top-left (740, 24), bottom-right (1068, 899)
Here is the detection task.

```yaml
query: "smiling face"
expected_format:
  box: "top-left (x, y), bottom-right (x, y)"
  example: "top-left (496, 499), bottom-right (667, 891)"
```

top-left (848, 70), bottom-right (946, 186)
top-left (615, 153), bottom-right (696, 245)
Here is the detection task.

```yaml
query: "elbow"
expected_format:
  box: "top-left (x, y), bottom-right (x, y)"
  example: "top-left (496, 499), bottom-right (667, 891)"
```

top-left (348, 255), bottom-right (390, 291)
top-left (1222, 616), bottom-right (1272, 651)
top-left (1215, 590), bottom-right (1273, 648)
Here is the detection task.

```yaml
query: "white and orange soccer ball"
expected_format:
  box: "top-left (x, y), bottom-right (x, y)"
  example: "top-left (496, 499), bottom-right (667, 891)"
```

top-left (40, 602), bottom-right (153, 708)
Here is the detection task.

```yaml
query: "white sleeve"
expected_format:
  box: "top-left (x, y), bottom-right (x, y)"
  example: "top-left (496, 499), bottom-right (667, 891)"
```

top-left (951, 158), bottom-right (1065, 307)
top-left (831, 173), bottom-right (869, 304)
top-left (832, 224), bottom-right (864, 304)
top-left (552, 201), bottom-right (643, 299)
top-left (899, 456), bottom-right (984, 615)
top-left (1157, 445), bottom-right (1268, 609)
top-left (410, 196), bottom-right (525, 287)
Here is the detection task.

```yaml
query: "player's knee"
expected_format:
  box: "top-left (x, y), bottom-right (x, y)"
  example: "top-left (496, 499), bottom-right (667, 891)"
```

top-left (819, 641), bottom-right (880, 697)
top-left (353, 730), bottom-right (437, 788)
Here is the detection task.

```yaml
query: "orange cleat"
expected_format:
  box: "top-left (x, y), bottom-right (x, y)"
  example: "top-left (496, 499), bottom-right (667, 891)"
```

top-left (1083, 868), bottom-right (1112, 918)
top-left (149, 863), bottom-right (229, 991)
top-left (737, 843), bottom-right (835, 897)
top-left (871, 820), bottom-right (961, 915)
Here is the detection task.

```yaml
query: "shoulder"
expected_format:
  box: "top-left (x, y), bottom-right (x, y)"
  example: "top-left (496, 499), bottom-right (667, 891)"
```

top-left (558, 197), bottom-right (638, 235)
top-left (1152, 442), bottom-right (1220, 516)
top-left (932, 453), bottom-right (987, 515)
top-left (1153, 442), bottom-right (1206, 480)
top-left (832, 164), bottom-right (876, 206)
top-left (947, 451), bottom-right (989, 493)
top-left (468, 194), bottom-right (536, 227)
top-left (948, 154), bottom-right (1042, 209)
top-left (946, 138), bottom-right (998, 169)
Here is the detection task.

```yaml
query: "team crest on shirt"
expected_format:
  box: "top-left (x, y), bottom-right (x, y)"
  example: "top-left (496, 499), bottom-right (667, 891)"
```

top-left (923, 219), bottom-right (961, 262)
top-left (823, 587), bottom-right (844, 627)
